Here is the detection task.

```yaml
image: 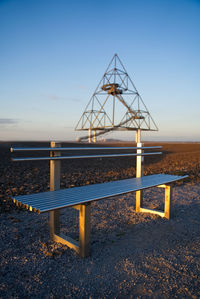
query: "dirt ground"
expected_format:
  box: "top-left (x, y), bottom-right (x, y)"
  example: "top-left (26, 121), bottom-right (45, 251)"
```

top-left (0, 141), bottom-right (200, 298)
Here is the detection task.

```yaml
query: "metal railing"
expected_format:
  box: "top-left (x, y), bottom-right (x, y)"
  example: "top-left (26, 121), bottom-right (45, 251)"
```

top-left (10, 145), bottom-right (162, 162)
top-left (10, 142), bottom-right (162, 194)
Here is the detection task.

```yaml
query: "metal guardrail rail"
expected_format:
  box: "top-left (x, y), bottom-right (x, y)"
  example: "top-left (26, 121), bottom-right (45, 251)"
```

top-left (10, 146), bottom-right (162, 152)
top-left (11, 152), bottom-right (162, 162)
top-left (10, 146), bottom-right (162, 162)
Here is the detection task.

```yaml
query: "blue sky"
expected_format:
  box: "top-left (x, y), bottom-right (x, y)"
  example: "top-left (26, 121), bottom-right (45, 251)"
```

top-left (0, 0), bottom-right (200, 141)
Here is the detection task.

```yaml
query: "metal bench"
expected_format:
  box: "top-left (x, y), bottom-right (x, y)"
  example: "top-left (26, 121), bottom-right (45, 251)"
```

top-left (10, 142), bottom-right (188, 257)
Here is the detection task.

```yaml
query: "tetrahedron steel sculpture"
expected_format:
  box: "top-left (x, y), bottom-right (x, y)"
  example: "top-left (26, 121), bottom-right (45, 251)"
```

top-left (75, 54), bottom-right (158, 141)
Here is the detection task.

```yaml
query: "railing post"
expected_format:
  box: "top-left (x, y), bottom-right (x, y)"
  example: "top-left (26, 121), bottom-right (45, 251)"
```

top-left (93, 130), bottom-right (96, 143)
top-left (136, 129), bottom-right (144, 212)
top-left (164, 185), bottom-right (172, 219)
top-left (88, 128), bottom-right (91, 143)
top-left (49, 141), bottom-right (61, 238)
top-left (136, 142), bottom-right (144, 178)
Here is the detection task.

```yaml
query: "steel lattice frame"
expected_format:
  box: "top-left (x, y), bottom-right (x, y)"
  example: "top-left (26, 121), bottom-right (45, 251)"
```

top-left (75, 54), bottom-right (158, 141)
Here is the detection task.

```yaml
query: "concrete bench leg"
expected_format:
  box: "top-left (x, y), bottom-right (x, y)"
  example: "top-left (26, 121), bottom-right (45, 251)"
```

top-left (49, 203), bottom-right (91, 258)
top-left (136, 184), bottom-right (172, 219)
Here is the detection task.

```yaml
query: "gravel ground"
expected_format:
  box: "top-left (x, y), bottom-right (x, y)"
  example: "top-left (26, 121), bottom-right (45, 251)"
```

top-left (0, 142), bottom-right (200, 298)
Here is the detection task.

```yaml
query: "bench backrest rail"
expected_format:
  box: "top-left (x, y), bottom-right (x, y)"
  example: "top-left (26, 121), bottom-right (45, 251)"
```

top-left (10, 146), bottom-right (162, 152)
top-left (11, 151), bottom-right (162, 162)
top-left (10, 142), bottom-right (162, 188)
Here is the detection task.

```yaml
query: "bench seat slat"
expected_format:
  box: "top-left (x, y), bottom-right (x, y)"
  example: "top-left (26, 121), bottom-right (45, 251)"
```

top-left (13, 174), bottom-right (188, 213)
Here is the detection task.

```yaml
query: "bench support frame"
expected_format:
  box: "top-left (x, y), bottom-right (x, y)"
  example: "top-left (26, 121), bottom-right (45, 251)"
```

top-left (50, 203), bottom-right (91, 258)
top-left (134, 133), bottom-right (172, 220)
top-left (49, 140), bottom-right (172, 257)
top-left (136, 184), bottom-right (172, 220)
top-left (49, 142), bottom-right (91, 257)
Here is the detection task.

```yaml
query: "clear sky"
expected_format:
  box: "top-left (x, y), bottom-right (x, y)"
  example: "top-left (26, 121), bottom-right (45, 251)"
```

top-left (0, 0), bottom-right (200, 142)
